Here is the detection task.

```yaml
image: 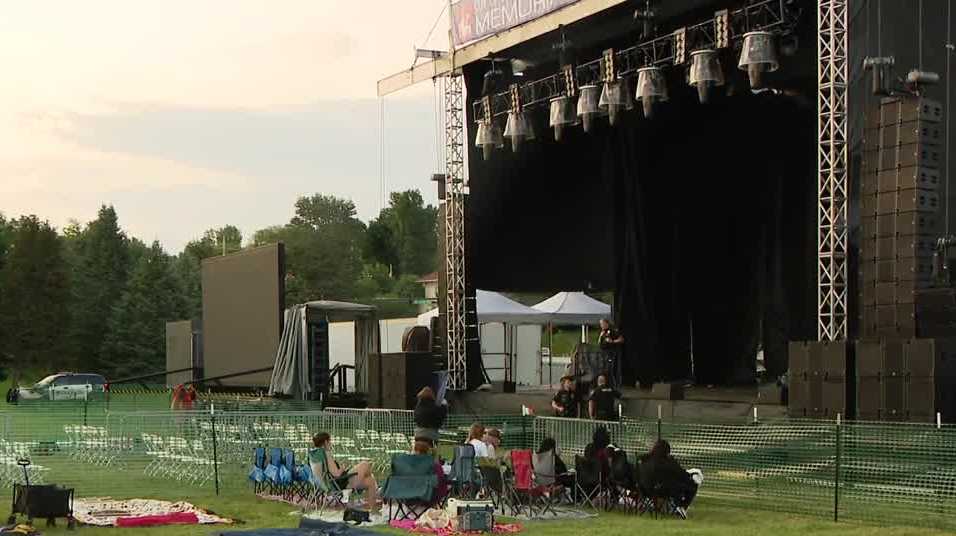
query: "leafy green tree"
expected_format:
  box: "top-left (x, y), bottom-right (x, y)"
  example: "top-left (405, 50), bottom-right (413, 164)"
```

top-left (387, 190), bottom-right (437, 276)
top-left (101, 241), bottom-right (185, 378)
top-left (365, 191), bottom-right (437, 277)
top-left (394, 274), bottom-right (425, 301)
top-left (68, 205), bottom-right (130, 370)
top-left (0, 216), bottom-right (71, 374)
top-left (253, 195), bottom-right (366, 304)
top-left (0, 213), bottom-right (11, 273)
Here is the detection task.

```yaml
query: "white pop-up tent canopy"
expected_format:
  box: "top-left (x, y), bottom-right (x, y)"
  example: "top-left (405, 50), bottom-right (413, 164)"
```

top-left (532, 291), bottom-right (611, 325)
top-left (417, 290), bottom-right (547, 386)
top-left (416, 289), bottom-right (548, 325)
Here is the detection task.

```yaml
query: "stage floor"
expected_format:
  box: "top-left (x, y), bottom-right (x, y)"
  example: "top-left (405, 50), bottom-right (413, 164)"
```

top-left (453, 383), bottom-right (786, 423)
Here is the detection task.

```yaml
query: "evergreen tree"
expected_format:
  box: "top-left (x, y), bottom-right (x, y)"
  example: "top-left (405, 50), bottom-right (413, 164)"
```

top-left (0, 216), bottom-right (71, 374)
top-left (68, 206), bottom-right (130, 370)
top-left (101, 242), bottom-right (185, 378)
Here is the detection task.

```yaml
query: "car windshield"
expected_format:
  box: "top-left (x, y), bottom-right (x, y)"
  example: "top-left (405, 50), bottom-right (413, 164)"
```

top-left (33, 375), bottom-right (59, 388)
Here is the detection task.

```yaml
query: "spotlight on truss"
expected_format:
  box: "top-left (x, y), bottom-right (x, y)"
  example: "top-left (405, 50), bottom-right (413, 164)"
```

top-left (738, 31), bottom-right (779, 89)
top-left (475, 120), bottom-right (503, 161)
top-left (549, 96), bottom-right (578, 142)
top-left (635, 66), bottom-right (667, 119)
top-left (577, 85), bottom-right (601, 133)
top-left (599, 79), bottom-right (632, 126)
top-left (688, 50), bottom-right (724, 104)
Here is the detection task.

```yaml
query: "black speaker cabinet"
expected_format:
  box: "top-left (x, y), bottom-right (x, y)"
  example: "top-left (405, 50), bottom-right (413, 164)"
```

top-left (368, 352), bottom-right (440, 410)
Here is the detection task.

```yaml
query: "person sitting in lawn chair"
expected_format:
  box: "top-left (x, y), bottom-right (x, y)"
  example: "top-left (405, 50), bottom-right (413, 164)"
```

top-left (312, 432), bottom-right (380, 511)
top-left (638, 440), bottom-right (701, 519)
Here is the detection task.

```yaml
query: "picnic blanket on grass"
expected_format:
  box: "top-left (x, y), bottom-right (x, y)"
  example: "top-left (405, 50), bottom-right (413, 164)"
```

top-left (390, 519), bottom-right (522, 536)
top-left (73, 497), bottom-right (232, 527)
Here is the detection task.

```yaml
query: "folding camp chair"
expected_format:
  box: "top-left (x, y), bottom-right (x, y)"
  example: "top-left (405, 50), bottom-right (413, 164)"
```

top-left (507, 449), bottom-right (555, 518)
top-left (307, 447), bottom-right (348, 513)
top-left (382, 453), bottom-right (438, 521)
top-left (449, 445), bottom-right (480, 499)
top-left (263, 448), bottom-right (283, 495)
top-left (607, 448), bottom-right (639, 512)
top-left (532, 450), bottom-right (566, 512)
top-left (248, 447), bottom-right (267, 494)
top-left (574, 455), bottom-right (606, 510)
top-left (478, 464), bottom-right (511, 515)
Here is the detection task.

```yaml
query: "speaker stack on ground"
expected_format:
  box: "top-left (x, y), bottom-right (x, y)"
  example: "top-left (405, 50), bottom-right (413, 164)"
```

top-left (855, 338), bottom-right (956, 422)
top-left (788, 341), bottom-right (850, 418)
top-left (853, 95), bottom-right (956, 422)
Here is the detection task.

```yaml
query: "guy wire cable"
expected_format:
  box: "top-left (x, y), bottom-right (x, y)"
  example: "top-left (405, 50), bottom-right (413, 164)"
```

top-left (947, 0), bottom-right (953, 231)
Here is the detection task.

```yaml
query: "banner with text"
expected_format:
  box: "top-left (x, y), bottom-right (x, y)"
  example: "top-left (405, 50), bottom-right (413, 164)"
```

top-left (451, 0), bottom-right (580, 47)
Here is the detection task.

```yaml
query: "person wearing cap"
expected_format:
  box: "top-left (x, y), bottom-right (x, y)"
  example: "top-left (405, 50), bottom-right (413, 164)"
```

top-left (551, 375), bottom-right (578, 418)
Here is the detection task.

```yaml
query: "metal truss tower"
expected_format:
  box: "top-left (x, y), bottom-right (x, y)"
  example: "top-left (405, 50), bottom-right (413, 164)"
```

top-left (817, 0), bottom-right (849, 341)
top-left (443, 73), bottom-right (469, 390)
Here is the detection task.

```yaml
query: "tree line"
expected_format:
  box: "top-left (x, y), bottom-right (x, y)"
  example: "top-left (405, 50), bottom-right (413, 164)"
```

top-left (0, 190), bottom-right (437, 380)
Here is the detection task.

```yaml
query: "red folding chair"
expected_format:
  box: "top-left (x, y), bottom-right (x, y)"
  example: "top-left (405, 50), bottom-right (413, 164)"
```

top-left (507, 450), bottom-right (554, 518)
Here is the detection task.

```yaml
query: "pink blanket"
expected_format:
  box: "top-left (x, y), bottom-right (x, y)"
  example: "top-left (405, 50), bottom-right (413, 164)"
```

top-left (390, 519), bottom-right (522, 536)
top-left (116, 512), bottom-right (199, 527)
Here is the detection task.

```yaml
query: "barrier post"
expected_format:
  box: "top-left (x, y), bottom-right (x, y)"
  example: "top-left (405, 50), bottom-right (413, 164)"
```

top-left (834, 413), bottom-right (841, 522)
top-left (657, 405), bottom-right (662, 441)
top-left (211, 403), bottom-right (221, 496)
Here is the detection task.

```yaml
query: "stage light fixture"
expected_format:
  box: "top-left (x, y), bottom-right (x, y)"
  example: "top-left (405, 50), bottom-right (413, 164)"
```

top-left (577, 84), bottom-right (601, 133)
top-left (549, 96), bottom-right (578, 142)
top-left (482, 61), bottom-right (504, 96)
top-left (504, 111), bottom-right (535, 152)
top-left (475, 120), bottom-right (503, 161)
top-left (688, 49), bottom-right (724, 104)
top-left (599, 80), bottom-right (631, 126)
top-left (635, 66), bottom-right (668, 118)
top-left (738, 31), bottom-right (779, 88)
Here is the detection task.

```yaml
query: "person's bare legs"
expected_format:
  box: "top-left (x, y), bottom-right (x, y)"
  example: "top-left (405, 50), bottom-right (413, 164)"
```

top-left (348, 461), bottom-right (379, 509)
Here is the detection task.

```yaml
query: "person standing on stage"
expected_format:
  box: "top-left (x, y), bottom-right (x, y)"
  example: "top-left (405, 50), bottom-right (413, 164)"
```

top-left (598, 318), bottom-right (624, 386)
top-left (589, 373), bottom-right (623, 421)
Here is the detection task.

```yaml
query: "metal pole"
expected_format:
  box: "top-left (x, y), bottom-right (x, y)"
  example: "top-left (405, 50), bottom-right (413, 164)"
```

top-left (211, 404), bottom-right (221, 496)
top-left (548, 322), bottom-right (554, 386)
top-left (657, 404), bottom-right (662, 441)
top-left (834, 413), bottom-right (841, 522)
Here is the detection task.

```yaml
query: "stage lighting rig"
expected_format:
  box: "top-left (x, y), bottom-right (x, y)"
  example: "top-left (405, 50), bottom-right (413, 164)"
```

top-left (599, 49), bottom-right (633, 126)
top-left (504, 83), bottom-right (535, 152)
top-left (470, 0), bottom-right (801, 154)
top-left (738, 31), bottom-right (779, 88)
top-left (475, 96), bottom-right (503, 161)
top-left (635, 66), bottom-right (667, 118)
top-left (577, 84), bottom-right (602, 133)
top-left (549, 65), bottom-right (579, 142)
top-left (688, 49), bottom-right (725, 104)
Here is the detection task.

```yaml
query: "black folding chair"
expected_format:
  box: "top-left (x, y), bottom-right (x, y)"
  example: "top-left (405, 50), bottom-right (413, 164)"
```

top-left (573, 455), bottom-right (605, 510)
top-left (479, 464), bottom-right (513, 515)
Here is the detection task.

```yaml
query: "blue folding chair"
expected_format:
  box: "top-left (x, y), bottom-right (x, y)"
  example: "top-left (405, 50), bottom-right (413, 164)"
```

top-left (248, 447), bottom-right (267, 494)
top-left (264, 447), bottom-right (283, 495)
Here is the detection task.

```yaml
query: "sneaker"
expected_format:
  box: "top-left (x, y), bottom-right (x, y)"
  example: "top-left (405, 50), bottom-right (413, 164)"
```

top-left (675, 506), bottom-right (687, 519)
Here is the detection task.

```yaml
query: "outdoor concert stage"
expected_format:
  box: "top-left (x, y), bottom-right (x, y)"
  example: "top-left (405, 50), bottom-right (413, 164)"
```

top-left (449, 384), bottom-right (786, 422)
top-left (425, 0), bottom-right (956, 395)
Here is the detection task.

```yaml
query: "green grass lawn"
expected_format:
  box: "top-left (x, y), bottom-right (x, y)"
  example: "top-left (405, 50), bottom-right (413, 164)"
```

top-left (27, 495), bottom-right (953, 536)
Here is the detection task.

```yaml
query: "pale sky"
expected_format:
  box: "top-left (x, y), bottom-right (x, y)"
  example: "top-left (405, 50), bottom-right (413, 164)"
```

top-left (0, 1), bottom-right (450, 252)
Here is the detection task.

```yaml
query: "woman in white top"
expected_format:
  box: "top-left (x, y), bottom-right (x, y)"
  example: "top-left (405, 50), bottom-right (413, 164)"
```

top-left (466, 423), bottom-right (490, 457)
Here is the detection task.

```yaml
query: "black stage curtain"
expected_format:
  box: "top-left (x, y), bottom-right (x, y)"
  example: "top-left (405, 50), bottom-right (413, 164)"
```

top-left (466, 64), bottom-right (816, 388)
